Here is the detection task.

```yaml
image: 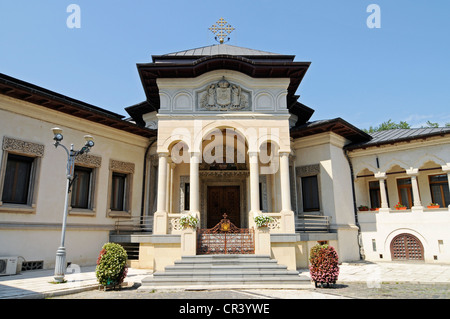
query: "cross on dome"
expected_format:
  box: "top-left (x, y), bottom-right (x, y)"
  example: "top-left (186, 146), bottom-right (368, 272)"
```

top-left (209, 18), bottom-right (235, 44)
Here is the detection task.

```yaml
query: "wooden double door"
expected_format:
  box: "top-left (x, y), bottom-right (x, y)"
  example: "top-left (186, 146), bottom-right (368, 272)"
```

top-left (207, 186), bottom-right (240, 228)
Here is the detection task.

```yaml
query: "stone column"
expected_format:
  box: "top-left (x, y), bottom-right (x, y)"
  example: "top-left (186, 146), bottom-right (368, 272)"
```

top-left (407, 168), bottom-right (423, 212)
top-left (279, 152), bottom-right (292, 213)
top-left (279, 152), bottom-right (295, 233)
top-left (375, 172), bottom-right (389, 213)
top-left (153, 152), bottom-right (168, 234)
top-left (168, 162), bottom-right (175, 213)
top-left (189, 152), bottom-right (200, 218)
top-left (441, 164), bottom-right (450, 210)
top-left (248, 151), bottom-right (260, 215)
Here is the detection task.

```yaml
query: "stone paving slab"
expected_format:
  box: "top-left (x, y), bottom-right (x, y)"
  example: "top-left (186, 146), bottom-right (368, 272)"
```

top-left (0, 266), bottom-right (151, 299)
top-left (1, 261), bottom-right (450, 299)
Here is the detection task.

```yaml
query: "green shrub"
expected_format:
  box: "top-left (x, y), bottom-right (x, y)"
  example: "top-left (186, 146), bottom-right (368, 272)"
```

top-left (95, 243), bottom-right (128, 287)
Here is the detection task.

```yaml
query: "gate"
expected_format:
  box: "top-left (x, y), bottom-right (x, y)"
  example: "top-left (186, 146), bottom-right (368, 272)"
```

top-left (390, 233), bottom-right (424, 261)
top-left (197, 214), bottom-right (255, 255)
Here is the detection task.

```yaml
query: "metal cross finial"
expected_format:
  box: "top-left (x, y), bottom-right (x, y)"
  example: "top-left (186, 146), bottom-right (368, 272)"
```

top-left (209, 18), bottom-right (235, 44)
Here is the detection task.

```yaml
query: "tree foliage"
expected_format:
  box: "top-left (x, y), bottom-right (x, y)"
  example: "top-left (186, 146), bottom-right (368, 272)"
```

top-left (364, 119), bottom-right (450, 133)
top-left (363, 119), bottom-right (411, 133)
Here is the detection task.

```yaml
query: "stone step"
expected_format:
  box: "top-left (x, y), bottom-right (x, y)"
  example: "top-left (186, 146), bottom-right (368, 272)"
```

top-left (154, 270), bottom-right (301, 277)
top-left (173, 255), bottom-right (278, 265)
top-left (141, 275), bottom-right (312, 289)
top-left (141, 254), bottom-right (312, 289)
top-left (163, 264), bottom-right (288, 272)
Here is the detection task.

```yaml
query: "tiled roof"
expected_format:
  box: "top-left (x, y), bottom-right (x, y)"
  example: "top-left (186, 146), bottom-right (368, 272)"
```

top-left (346, 127), bottom-right (450, 149)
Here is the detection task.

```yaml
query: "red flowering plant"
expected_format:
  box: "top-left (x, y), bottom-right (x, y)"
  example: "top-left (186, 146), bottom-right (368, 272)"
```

top-left (309, 244), bottom-right (339, 288)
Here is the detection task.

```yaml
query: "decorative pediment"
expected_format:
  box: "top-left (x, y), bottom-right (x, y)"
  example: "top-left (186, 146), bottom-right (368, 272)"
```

top-left (196, 77), bottom-right (251, 111)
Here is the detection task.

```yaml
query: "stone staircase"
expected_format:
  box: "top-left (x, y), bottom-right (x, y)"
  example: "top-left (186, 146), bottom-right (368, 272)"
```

top-left (140, 255), bottom-right (312, 289)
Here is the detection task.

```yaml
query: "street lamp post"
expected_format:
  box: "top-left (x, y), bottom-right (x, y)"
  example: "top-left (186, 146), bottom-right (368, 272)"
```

top-left (52, 127), bottom-right (94, 283)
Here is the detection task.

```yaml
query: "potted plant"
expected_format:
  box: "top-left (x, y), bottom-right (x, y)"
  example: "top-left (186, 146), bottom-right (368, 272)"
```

top-left (180, 214), bottom-right (199, 229)
top-left (370, 207), bottom-right (379, 211)
top-left (394, 202), bottom-right (407, 210)
top-left (254, 214), bottom-right (274, 228)
top-left (358, 205), bottom-right (369, 211)
top-left (309, 244), bottom-right (339, 288)
top-left (427, 203), bottom-right (440, 209)
top-left (96, 243), bottom-right (128, 290)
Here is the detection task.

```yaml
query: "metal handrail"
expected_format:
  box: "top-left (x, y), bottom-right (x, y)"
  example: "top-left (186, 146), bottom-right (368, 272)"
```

top-left (295, 214), bottom-right (330, 232)
top-left (114, 216), bottom-right (153, 234)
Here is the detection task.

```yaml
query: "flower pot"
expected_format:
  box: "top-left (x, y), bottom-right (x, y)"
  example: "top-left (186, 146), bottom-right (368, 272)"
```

top-left (427, 205), bottom-right (440, 209)
top-left (358, 208), bottom-right (369, 211)
top-left (395, 207), bottom-right (407, 210)
top-left (370, 208), bottom-right (379, 211)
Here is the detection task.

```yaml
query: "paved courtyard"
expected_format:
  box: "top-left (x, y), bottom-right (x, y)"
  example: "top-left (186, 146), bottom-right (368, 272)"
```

top-left (1, 260), bottom-right (450, 299)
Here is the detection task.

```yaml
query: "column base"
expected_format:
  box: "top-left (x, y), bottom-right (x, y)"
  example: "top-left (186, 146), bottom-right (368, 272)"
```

top-left (378, 207), bottom-right (390, 214)
top-left (153, 211), bottom-right (168, 234)
top-left (254, 226), bottom-right (271, 255)
top-left (412, 206), bottom-right (424, 213)
top-left (280, 210), bottom-right (295, 233)
top-left (181, 227), bottom-right (197, 256)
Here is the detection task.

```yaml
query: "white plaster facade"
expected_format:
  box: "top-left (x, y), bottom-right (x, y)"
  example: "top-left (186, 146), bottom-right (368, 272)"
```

top-left (349, 135), bottom-right (450, 263)
top-left (1, 43), bottom-right (449, 276)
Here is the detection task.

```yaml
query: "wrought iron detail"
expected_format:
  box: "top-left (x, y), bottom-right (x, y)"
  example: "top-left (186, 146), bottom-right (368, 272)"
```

top-left (197, 214), bottom-right (255, 255)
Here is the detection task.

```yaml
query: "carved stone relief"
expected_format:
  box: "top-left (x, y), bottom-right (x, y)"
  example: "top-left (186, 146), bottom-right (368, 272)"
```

top-left (75, 153), bottom-right (102, 168)
top-left (109, 159), bottom-right (135, 174)
top-left (296, 164), bottom-right (320, 177)
top-left (197, 77), bottom-right (251, 111)
top-left (2, 136), bottom-right (44, 157)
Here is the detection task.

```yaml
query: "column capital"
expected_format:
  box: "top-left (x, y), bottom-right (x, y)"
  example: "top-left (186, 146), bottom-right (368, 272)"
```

top-left (189, 151), bottom-right (201, 156)
top-left (374, 172), bottom-right (386, 180)
top-left (278, 150), bottom-right (291, 156)
top-left (157, 151), bottom-right (169, 158)
top-left (406, 167), bottom-right (419, 176)
top-left (441, 164), bottom-right (450, 172)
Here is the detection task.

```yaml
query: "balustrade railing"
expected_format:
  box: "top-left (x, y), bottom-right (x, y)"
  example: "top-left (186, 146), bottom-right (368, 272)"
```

top-left (114, 213), bottom-right (331, 234)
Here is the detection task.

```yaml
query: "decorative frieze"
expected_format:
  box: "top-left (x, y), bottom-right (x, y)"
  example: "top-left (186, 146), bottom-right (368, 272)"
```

top-left (199, 170), bottom-right (249, 177)
top-left (296, 164), bottom-right (320, 177)
top-left (2, 136), bottom-right (44, 157)
top-left (109, 159), bottom-right (135, 174)
top-left (75, 153), bottom-right (102, 168)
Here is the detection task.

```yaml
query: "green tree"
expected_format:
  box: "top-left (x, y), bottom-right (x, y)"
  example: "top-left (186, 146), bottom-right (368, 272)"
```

top-left (363, 119), bottom-right (411, 133)
top-left (423, 120), bottom-right (439, 128)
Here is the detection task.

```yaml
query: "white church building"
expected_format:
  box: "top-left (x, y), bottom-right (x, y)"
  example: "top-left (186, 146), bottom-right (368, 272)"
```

top-left (0, 40), bottom-right (449, 279)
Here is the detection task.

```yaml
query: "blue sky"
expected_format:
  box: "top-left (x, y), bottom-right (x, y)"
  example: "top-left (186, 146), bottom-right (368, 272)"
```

top-left (1, 1), bottom-right (449, 129)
